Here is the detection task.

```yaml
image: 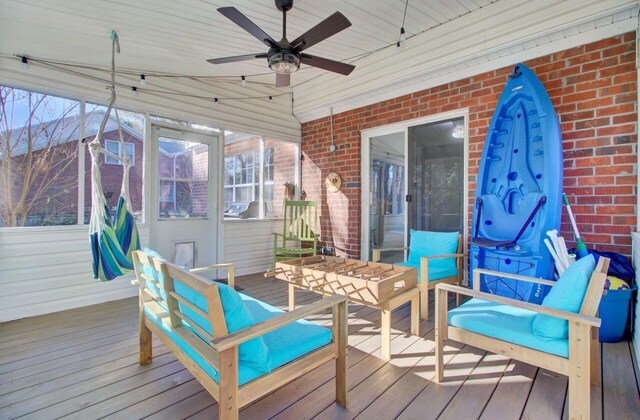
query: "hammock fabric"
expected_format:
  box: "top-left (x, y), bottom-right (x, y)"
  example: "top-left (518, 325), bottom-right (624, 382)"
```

top-left (88, 127), bottom-right (140, 281)
top-left (88, 31), bottom-right (140, 281)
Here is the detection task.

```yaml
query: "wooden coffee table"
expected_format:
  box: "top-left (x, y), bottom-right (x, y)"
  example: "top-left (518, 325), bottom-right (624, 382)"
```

top-left (269, 255), bottom-right (419, 360)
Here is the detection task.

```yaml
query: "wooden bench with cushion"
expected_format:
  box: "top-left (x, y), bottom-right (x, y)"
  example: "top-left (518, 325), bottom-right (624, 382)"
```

top-left (132, 250), bottom-right (348, 420)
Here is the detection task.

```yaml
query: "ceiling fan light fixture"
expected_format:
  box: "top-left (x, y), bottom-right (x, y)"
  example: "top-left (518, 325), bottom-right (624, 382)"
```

top-left (268, 51), bottom-right (300, 74)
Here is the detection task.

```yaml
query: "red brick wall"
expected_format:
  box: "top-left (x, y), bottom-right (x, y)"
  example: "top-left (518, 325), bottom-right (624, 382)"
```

top-left (301, 33), bottom-right (637, 257)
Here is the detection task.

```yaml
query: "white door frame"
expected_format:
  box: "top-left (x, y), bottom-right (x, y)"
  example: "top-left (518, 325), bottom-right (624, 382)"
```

top-left (360, 109), bottom-right (470, 262)
top-left (149, 123), bottom-right (220, 267)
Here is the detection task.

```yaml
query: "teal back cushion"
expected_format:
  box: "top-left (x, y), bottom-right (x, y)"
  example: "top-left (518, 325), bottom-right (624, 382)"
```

top-left (532, 254), bottom-right (596, 341)
top-left (407, 230), bottom-right (459, 269)
top-left (142, 248), bottom-right (271, 372)
top-left (141, 248), bottom-right (166, 300)
top-left (173, 281), bottom-right (272, 373)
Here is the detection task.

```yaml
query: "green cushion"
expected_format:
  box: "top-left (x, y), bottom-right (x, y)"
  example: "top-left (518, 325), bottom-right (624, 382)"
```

top-left (396, 261), bottom-right (458, 282)
top-left (532, 254), bottom-right (596, 340)
top-left (448, 298), bottom-right (568, 357)
top-left (407, 230), bottom-right (458, 269)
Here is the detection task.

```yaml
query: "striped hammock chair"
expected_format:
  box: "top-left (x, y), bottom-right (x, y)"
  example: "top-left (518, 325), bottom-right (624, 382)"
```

top-left (88, 31), bottom-right (140, 281)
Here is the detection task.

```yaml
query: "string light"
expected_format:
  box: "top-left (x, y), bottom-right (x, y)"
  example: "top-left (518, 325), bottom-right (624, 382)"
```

top-left (397, 0), bottom-right (409, 48)
top-left (131, 86), bottom-right (138, 97)
top-left (241, 75), bottom-right (247, 86)
top-left (213, 97), bottom-right (219, 106)
top-left (20, 55), bottom-right (29, 71)
top-left (269, 95), bottom-right (273, 103)
top-left (140, 74), bottom-right (146, 86)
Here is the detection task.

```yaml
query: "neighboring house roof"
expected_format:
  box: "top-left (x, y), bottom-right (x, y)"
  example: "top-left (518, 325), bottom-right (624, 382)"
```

top-left (2, 109), bottom-right (200, 158)
top-left (2, 110), bottom-right (142, 156)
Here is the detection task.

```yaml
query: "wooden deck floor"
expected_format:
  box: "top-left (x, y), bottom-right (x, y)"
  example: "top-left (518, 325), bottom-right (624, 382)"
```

top-left (1, 274), bottom-right (639, 419)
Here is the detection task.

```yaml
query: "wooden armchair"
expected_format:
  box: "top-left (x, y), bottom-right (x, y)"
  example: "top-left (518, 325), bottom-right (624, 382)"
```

top-left (133, 251), bottom-right (347, 419)
top-left (435, 256), bottom-right (610, 420)
top-left (372, 231), bottom-right (465, 321)
top-left (273, 200), bottom-right (318, 264)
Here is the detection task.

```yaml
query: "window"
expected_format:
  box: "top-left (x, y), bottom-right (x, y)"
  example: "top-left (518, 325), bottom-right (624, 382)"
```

top-left (224, 133), bottom-right (298, 219)
top-left (85, 104), bottom-right (145, 223)
top-left (158, 136), bottom-right (209, 219)
top-left (104, 140), bottom-right (135, 165)
top-left (0, 85), bottom-right (80, 226)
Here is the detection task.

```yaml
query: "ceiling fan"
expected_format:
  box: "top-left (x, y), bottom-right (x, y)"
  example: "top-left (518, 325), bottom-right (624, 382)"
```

top-left (207, 0), bottom-right (356, 87)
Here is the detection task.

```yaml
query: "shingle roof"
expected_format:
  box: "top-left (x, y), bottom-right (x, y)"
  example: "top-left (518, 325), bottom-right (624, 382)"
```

top-left (2, 110), bottom-right (184, 157)
top-left (2, 110), bottom-right (142, 156)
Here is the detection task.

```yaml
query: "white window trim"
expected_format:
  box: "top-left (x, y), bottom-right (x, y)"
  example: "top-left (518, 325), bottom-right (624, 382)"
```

top-left (104, 140), bottom-right (135, 166)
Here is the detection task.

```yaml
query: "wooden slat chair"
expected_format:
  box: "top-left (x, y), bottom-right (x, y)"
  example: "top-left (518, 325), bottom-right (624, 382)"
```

top-left (435, 256), bottom-right (610, 420)
top-left (273, 200), bottom-right (318, 264)
top-left (372, 231), bottom-right (465, 321)
top-left (132, 250), bottom-right (347, 420)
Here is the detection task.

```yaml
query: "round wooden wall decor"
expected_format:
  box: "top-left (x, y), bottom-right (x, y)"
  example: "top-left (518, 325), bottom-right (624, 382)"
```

top-left (325, 172), bottom-right (342, 193)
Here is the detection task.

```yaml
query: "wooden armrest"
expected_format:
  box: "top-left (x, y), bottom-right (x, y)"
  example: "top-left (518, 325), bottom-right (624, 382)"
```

top-left (190, 263), bottom-right (235, 289)
top-left (372, 247), bottom-right (408, 262)
top-left (211, 295), bottom-right (347, 352)
top-left (190, 263), bottom-right (234, 274)
top-left (473, 268), bottom-right (556, 287)
top-left (421, 253), bottom-right (467, 261)
top-left (435, 284), bottom-right (601, 327)
top-left (374, 247), bottom-right (409, 252)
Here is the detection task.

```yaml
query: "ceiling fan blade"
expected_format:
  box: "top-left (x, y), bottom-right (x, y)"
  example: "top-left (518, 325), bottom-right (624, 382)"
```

top-left (300, 54), bottom-right (355, 76)
top-left (207, 53), bottom-right (267, 65)
top-left (218, 7), bottom-right (277, 48)
top-left (275, 73), bottom-right (290, 88)
top-left (291, 12), bottom-right (351, 52)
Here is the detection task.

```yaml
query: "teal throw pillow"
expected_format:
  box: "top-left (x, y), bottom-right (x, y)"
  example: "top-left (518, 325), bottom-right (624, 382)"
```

top-left (407, 230), bottom-right (459, 269)
top-left (172, 277), bottom-right (272, 373)
top-left (532, 254), bottom-right (596, 340)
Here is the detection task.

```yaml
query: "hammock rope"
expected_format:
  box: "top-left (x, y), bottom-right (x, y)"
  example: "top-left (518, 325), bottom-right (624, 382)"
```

top-left (88, 31), bottom-right (140, 281)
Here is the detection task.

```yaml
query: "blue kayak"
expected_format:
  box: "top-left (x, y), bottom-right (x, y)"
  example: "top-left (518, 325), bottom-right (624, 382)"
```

top-left (470, 63), bottom-right (563, 304)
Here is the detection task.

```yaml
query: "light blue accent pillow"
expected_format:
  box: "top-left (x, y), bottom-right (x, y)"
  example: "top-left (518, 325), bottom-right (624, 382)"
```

top-left (407, 230), bottom-right (459, 269)
top-left (142, 248), bottom-right (272, 372)
top-left (532, 254), bottom-right (596, 340)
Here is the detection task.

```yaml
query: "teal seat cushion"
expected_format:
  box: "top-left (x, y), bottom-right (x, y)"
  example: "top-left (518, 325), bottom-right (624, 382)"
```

top-left (144, 292), bottom-right (332, 385)
top-left (144, 306), bottom-right (265, 385)
top-left (448, 298), bottom-right (568, 357)
top-left (140, 248), bottom-right (271, 372)
top-left (532, 254), bottom-right (596, 340)
top-left (396, 261), bottom-right (458, 282)
top-left (407, 230), bottom-right (458, 269)
top-left (243, 295), bottom-right (333, 369)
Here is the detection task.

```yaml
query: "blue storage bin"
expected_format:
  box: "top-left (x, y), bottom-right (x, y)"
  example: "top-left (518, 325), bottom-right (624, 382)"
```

top-left (598, 284), bottom-right (637, 343)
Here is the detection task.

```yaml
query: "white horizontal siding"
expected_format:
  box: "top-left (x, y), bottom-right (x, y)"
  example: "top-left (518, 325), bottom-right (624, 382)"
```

top-left (223, 219), bottom-right (284, 277)
top-left (0, 225), bottom-right (149, 322)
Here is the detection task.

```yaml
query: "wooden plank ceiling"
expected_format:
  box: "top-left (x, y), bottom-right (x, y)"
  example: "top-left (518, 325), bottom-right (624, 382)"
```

top-left (0, 0), bottom-right (494, 87)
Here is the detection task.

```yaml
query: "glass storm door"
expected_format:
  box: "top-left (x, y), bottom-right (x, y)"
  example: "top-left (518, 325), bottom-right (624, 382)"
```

top-left (407, 117), bottom-right (464, 234)
top-left (367, 131), bottom-right (406, 262)
top-left (149, 126), bottom-right (219, 267)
